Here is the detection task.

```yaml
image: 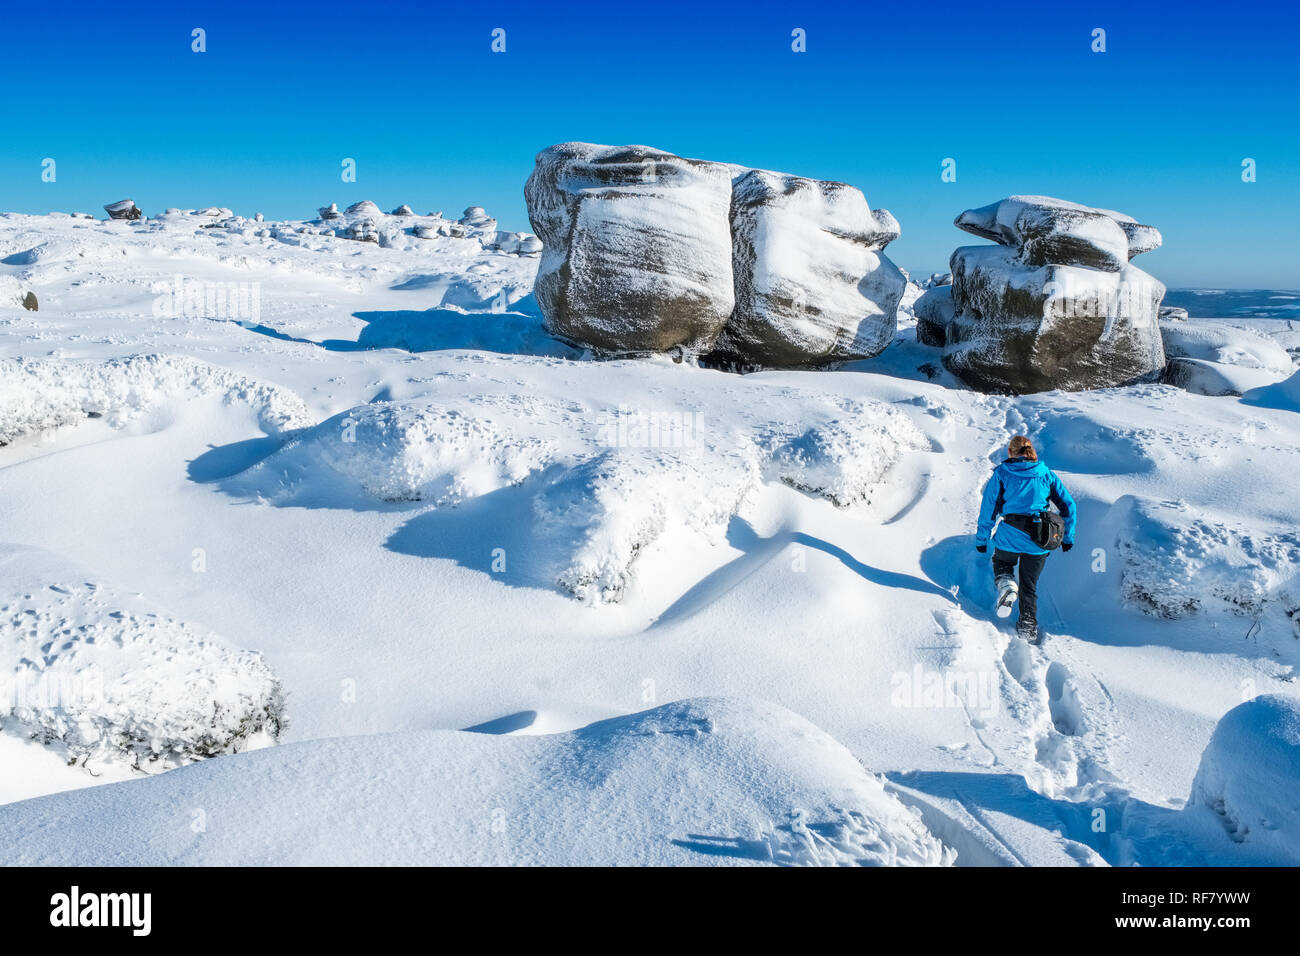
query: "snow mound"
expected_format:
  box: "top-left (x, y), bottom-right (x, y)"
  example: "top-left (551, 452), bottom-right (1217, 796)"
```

top-left (1242, 368), bottom-right (1300, 412)
top-left (765, 403), bottom-right (926, 507)
top-left (0, 354), bottom-right (312, 446)
top-left (535, 447), bottom-right (758, 602)
top-left (1115, 497), bottom-right (1300, 627)
top-left (1159, 356), bottom-right (1283, 397)
top-left (226, 387), bottom-right (924, 601)
top-left (229, 400), bottom-right (564, 505)
top-left (0, 697), bottom-right (951, 866)
top-left (0, 544), bottom-right (285, 771)
top-left (1160, 320), bottom-right (1293, 374)
top-left (1188, 695), bottom-right (1300, 863)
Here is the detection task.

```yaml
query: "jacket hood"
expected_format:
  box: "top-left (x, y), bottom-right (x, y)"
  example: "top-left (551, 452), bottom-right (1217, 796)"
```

top-left (999, 457), bottom-right (1047, 476)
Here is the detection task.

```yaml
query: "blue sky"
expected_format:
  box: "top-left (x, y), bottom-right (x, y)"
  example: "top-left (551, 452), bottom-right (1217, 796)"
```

top-left (3, 0), bottom-right (1297, 287)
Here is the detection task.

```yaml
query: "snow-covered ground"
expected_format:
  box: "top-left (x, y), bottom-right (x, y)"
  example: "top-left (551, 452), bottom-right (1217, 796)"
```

top-left (1, 209), bottom-right (1297, 865)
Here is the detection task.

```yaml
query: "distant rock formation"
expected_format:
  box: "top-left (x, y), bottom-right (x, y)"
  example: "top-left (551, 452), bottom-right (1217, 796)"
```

top-left (524, 142), bottom-right (905, 366)
top-left (103, 199), bottom-right (141, 220)
top-left (318, 203), bottom-right (341, 220)
top-left (914, 196), bottom-right (1166, 393)
top-left (391, 204), bottom-right (414, 216)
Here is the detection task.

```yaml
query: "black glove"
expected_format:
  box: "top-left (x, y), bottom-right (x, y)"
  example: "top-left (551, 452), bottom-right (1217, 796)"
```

top-left (1061, 542), bottom-right (1073, 552)
top-left (975, 544), bottom-right (987, 553)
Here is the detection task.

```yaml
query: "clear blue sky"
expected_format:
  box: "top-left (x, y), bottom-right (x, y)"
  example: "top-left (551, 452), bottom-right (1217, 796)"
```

top-left (3, 0), bottom-right (1297, 287)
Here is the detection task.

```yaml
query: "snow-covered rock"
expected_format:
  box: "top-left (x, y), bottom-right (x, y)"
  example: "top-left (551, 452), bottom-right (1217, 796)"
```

top-left (343, 218), bottom-right (379, 243)
top-left (525, 142), bottom-right (906, 367)
top-left (0, 544), bottom-right (284, 771)
top-left (103, 199), bottom-right (141, 220)
top-left (525, 142), bottom-right (738, 354)
top-left (390, 204), bottom-right (414, 216)
top-left (318, 203), bottom-right (340, 220)
top-left (914, 284), bottom-right (953, 347)
top-left (1188, 695), bottom-right (1300, 863)
top-left (1159, 357), bottom-right (1284, 397)
top-left (1158, 321), bottom-right (1294, 395)
top-left (1160, 320), bottom-right (1293, 374)
top-left (712, 169), bottom-right (905, 367)
top-left (0, 697), bottom-right (951, 866)
top-left (955, 196), bottom-right (1159, 272)
top-left (927, 196), bottom-right (1167, 393)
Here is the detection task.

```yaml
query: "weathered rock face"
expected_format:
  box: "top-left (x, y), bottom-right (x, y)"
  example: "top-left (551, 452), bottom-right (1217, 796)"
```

top-left (916, 196), bottom-right (1166, 393)
top-left (22, 292), bottom-right (38, 312)
top-left (524, 143), bottom-right (905, 365)
top-left (525, 143), bottom-right (737, 354)
top-left (711, 169), bottom-right (905, 367)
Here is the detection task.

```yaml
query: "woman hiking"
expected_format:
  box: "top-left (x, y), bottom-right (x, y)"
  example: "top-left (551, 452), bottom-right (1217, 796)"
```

top-left (974, 435), bottom-right (1076, 645)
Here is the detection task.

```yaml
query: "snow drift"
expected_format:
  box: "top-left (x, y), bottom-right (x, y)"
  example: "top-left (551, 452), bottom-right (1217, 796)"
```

top-left (0, 697), bottom-right (952, 866)
top-left (224, 385), bottom-right (926, 602)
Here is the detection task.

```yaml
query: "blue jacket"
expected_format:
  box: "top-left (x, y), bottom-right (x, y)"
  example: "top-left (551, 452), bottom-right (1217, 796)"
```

top-left (976, 457), bottom-right (1077, 556)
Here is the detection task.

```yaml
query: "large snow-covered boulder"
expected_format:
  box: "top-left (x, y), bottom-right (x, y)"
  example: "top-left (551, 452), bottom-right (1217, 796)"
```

top-left (525, 142), bottom-right (906, 366)
top-left (710, 169), bottom-right (906, 367)
top-left (1188, 695), bottom-right (1300, 863)
top-left (525, 143), bottom-right (737, 354)
top-left (923, 196), bottom-right (1167, 393)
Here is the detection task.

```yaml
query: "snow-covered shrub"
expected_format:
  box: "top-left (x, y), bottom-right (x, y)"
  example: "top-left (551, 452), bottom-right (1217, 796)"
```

top-left (0, 354), bottom-right (311, 446)
top-left (764, 401), bottom-right (926, 507)
top-left (0, 544), bottom-right (285, 771)
top-left (1188, 695), bottom-right (1300, 862)
top-left (1116, 497), bottom-right (1300, 620)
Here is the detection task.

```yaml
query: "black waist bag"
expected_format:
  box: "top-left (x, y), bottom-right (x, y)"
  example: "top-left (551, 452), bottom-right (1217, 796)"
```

top-left (1003, 511), bottom-right (1066, 550)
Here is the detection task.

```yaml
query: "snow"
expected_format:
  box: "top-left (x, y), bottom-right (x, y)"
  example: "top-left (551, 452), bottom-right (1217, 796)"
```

top-left (0, 697), bottom-right (951, 866)
top-left (2, 205), bottom-right (1298, 866)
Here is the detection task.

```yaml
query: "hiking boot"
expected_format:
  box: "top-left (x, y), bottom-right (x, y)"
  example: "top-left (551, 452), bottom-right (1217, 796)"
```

top-left (995, 575), bottom-right (1018, 619)
top-left (1017, 619), bottom-right (1041, 645)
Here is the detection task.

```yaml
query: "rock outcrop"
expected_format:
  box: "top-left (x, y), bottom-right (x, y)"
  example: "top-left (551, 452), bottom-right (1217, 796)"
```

top-left (710, 169), bottom-right (905, 367)
top-left (524, 142), bottom-right (905, 365)
top-left (525, 143), bottom-right (738, 354)
top-left (914, 196), bottom-right (1167, 393)
top-left (103, 199), bottom-right (142, 220)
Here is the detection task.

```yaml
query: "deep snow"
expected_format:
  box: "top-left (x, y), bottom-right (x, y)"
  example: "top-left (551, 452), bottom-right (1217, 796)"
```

top-left (1, 208), bottom-right (1297, 865)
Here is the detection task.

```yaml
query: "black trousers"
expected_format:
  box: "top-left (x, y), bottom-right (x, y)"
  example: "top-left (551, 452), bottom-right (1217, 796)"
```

top-left (992, 549), bottom-right (1048, 627)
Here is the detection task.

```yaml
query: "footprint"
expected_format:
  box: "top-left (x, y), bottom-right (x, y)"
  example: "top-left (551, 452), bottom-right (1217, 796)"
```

top-left (1045, 661), bottom-right (1086, 736)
